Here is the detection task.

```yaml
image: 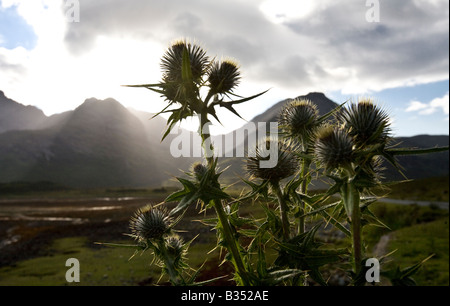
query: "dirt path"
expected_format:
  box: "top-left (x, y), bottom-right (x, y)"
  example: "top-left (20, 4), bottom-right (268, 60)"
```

top-left (372, 233), bottom-right (392, 258)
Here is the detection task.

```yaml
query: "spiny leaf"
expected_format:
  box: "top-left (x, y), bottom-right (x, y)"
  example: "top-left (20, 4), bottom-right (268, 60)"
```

top-left (316, 101), bottom-right (347, 125)
top-left (381, 255), bottom-right (434, 286)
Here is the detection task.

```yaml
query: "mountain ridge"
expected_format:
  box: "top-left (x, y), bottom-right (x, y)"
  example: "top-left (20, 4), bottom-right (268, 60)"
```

top-left (0, 93), bottom-right (198, 188)
top-left (0, 91), bottom-right (47, 133)
top-left (0, 91), bottom-right (448, 188)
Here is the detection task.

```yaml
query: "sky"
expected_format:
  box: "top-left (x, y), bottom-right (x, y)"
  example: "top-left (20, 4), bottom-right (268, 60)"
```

top-left (0, 0), bottom-right (448, 137)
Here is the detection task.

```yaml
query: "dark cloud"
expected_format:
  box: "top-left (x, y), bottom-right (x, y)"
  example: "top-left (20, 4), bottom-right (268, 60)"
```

top-left (283, 0), bottom-right (449, 89)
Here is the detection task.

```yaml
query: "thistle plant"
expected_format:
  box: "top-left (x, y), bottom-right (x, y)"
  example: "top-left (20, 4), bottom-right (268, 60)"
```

top-left (128, 206), bottom-right (184, 285)
top-left (338, 99), bottom-right (391, 148)
top-left (129, 205), bottom-right (172, 241)
top-left (247, 137), bottom-right (299, 240)
top-left (278, 99), bottom-right (343, 235)
top-left (279, 99), bottom-right (320, 148)
top-left (97, 204), bottom-right (191, 285)
top-left (310, 98), bottom-right (448, 282)
top-left (314, 125), bottom-right (355, 172)
top-left (126, 39), bottom-right (269, 286)
top-left (107, 39), bottom-right (449, 286)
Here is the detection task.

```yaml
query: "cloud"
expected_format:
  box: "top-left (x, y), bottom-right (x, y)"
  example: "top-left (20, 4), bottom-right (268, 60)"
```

top-left (406, 92), bottom-right (449, 116)
top-left (0, 46), bottom-right (28, 86)
top-left (406, 100), bottom-right (428, 112)
top-left (283, 0), bottom-right (449, 92)
top-left (0, 0), bottom-right (449, 130)
top-left (60, 0), bottom-right (449, 94)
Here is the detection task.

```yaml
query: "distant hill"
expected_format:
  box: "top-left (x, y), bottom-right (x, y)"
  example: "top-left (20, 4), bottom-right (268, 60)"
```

top-left (0, 91), bottom-right (447, 189)
top-left (0, 93), bottom-right (197, 188)
top-left (250, 92), bottom-right (338, 124)
top-left (385, 135), bottom-right (449, 180)
top-left (219, 93), bottom-right (449, 185)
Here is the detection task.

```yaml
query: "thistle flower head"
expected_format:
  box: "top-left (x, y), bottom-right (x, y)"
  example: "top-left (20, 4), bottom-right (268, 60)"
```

top-left (161, 39), bottom-right (209, 84)
top-left (129, 205), bottom-right (172, 241)
top-left (246, 138), bottom-right (299, 183)
top-left (314, 125), bottom-right (354, 171)
top-left (165, 235), bottom-right (187, 260)
top-left (208, 58), bottom-right (241, 95)
top-left (191, 162), bottom-right (207, 181)
top-left (338, 98), bottom-right (391, 148)
top-left (279, 98), bottom-right (319, 144)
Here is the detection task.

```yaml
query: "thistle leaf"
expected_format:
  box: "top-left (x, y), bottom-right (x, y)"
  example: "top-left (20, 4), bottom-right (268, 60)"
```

top-left (381, 255), bottom-right (434, 286)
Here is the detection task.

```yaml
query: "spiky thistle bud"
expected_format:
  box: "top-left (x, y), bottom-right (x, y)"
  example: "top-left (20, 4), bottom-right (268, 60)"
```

top-left (337, 98), bottom-right (391, 148)
top-left (246, 138), bottom-right (299, 183)
top-left (278, 98), bottom-right (319, 145)
top-left (208, 59), bottom-right (241, 95)
top-left (161, 39), bottom-right (209, 84)
top-left (129, 205), bottom-right (172, 241)
top-left (165, 235), bottom-right (187, 261)
top-left (314, 126), bottom-right (354, 171)
top-left (191, 162), bottom-right (207, 181)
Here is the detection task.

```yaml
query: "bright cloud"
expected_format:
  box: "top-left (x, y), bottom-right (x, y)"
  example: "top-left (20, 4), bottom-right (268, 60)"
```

top-left (0, 0), bottom-right (449, 135)
top-left (406, 92), bottom-right (449, 116)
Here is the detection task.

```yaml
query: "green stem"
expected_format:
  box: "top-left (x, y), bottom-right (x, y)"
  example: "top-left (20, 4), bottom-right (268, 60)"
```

top-left (351, 201), bottom-right (362, 278)
top-left (157, 239), bottom-right (182, 286)
top-left (199, 110), bottom-right (250, 286)
top-left (345, 180), bottom-right (362, 278)
top-left (213, 199), bottom-right (250, 285)
top-left (299, 156), bottom-right (312, 286)
top-left (298, 158), bottom-right (312, 235)
top-left (272, 180), bottom-right (290, 241)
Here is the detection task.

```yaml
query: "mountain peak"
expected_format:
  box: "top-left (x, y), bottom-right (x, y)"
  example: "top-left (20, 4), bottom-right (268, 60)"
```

top-left (250, 92), bottom-right (338, 123)
top-left (77, 97), bottom-right (124, 110)
top-left (64, 97), bottom-right (137, 134)
top-left (0, 91), bottom-right (47, 133)
top-left (303, 92), bottom-right (327, 99)
top-left (0, 90), bottom-right (12, 104)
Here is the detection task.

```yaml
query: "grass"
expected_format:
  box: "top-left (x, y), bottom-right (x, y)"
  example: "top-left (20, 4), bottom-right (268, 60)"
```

top-left (0, 176), bottom-right (448, 286)
top-left (385, 217), bottom-right (449, 286)
top-left (0, 237), bottom-right (154, 286)
top-left (0, 236), bottom-right (227, 286)
top-left (373, 176), bottom-right (449, 202)
top-left (363, 201), bottom-right (449, 250)
top-left (1, 205), bottom-right (447, 286)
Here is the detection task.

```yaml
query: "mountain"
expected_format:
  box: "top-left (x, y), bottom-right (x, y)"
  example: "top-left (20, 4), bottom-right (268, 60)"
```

top-left (385, 135), bottom-right (449, 180)
top-left (0, 94), bottom-right (197, 188)
top-left (219, 92), bottom-right (338, 158)
top-left (219, 92), bottom-right (449, 184)
top-left (0, 91), bottom-right (447, 189)
top-left (250, 92), bottom-right (338, 124)
top-left (0, 91), bottom-right (47, 133)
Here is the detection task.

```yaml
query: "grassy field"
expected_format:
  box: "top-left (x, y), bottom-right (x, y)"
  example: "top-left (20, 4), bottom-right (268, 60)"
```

top-left (373, 176), bottom-right (449, 202)
top-left (0, 176), bottom-right (448, 286)
top-left (0, 236), bottom-right (230, 286)
top-left (387, 218), bottom-right (449, 286)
